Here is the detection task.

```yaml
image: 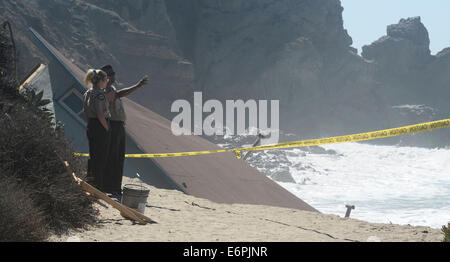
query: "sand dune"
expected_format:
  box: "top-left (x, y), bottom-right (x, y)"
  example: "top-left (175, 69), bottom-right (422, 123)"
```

top-left (49, 176), bottom-right (443, 242)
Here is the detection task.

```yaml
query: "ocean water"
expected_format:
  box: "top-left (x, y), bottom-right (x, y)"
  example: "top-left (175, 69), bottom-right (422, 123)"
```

top-left (216, 132), bottom-right (450, 229)
top-left (246, 143), bottom-right (450, 229)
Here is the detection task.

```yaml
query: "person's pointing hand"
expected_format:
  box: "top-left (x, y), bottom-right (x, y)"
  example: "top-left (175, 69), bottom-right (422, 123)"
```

top-left (138, 76), bottom-right (149, 88)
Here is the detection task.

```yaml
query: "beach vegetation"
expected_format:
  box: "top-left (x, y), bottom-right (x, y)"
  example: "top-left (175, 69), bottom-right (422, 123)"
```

top-left (443, 224), bottom-right (450, 242)
top-left (0, 27), bottom-right (96, 241)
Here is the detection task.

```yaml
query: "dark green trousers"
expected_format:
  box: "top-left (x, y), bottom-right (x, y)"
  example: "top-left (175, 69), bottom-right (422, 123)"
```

top-left (103, 121), bottom-right (125, 194)
top-left (86, 118), bottom-right (111, 191)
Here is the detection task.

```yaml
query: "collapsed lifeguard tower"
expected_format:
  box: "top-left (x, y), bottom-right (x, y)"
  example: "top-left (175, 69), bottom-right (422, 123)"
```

top-left (25, 27), bottom-right (317, 212)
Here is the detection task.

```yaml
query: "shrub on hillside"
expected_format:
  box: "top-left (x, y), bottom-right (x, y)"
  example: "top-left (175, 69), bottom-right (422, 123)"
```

top-left (0, 28), bottom-right (14, 80)
top-left (0, 86), bottom-right (96, 235)
top-left (0, 175), bottom-right (48, 242)
top-left (443, 224), bottom-right (450, 242)
top-left (0, 25), bottom-right (96, 240)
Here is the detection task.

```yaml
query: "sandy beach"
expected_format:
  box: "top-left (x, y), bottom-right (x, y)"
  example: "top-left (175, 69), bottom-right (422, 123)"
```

top-left (49, 176), bottom-right (443, 242)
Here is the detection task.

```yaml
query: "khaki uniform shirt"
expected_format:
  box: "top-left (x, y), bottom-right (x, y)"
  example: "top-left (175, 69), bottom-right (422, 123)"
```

top-left (83, 87), bottom-right (111, 119)
top-left (105, 85), bottom-right (126, 122)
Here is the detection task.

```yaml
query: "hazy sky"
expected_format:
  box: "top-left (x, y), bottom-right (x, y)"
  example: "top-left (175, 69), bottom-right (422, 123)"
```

top-left (340, 0), bottom-right (450, 55)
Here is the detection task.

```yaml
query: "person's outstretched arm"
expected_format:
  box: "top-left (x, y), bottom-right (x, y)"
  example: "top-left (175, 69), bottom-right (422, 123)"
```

top-left (115, 76), bottom-right (149, 99)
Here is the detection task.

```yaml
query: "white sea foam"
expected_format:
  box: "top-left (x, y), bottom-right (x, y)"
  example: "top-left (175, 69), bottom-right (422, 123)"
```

top-left (247, 142), bottom-right (450, 229)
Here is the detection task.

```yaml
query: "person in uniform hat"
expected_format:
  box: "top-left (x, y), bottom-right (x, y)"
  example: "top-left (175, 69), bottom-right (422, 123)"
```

top-left (83, 69), bottom-right (111, 190)
top-left (100, 65), bottom-right (149, 196)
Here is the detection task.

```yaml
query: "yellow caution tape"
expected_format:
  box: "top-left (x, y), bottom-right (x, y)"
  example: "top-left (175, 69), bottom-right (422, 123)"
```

top-left (74, 118), bottom-right (450, 159)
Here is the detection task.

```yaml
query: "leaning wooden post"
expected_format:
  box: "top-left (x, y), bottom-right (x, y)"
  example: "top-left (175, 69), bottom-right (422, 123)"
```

top-left (56, 153), bottom-right (155, 224)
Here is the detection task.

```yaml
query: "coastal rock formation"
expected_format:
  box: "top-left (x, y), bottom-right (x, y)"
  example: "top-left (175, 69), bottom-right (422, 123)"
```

top-left (362, 17), bottom-right (432, 73)
top-left (362, 16), bottom-right (450, 147)
top-left (87, 0), bottom-right (181, 54)
top-left (361, 17), bottom-right (449, 107)
top-left (270, 170), bottom-right (296, 184)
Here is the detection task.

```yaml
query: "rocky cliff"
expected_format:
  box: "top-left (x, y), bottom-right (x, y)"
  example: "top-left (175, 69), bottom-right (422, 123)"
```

top-left (362, 16), bottom-right (450, 146)
top-left (165, 0), bottom-right (391, 140)
top-left (362, 17), bottom-right (450, 109)
top-left (1, 0), bottom-right (449, 147)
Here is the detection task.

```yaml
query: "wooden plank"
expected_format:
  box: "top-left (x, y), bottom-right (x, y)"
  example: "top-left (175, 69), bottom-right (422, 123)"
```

top-left (56, 153), bottom-right (155, 224)
top-left (19, 64), bottom-right (46, 91)
top-left (73, 173), bottom-right (151, 224)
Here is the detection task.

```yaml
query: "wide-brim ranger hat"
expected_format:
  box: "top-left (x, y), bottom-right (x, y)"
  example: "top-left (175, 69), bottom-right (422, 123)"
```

top-left (101, 65), bottom-right (115, 76)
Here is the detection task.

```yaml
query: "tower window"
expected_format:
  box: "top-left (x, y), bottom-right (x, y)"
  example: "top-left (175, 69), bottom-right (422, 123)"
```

top-left (59, 87), bottom-right (86, 125)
